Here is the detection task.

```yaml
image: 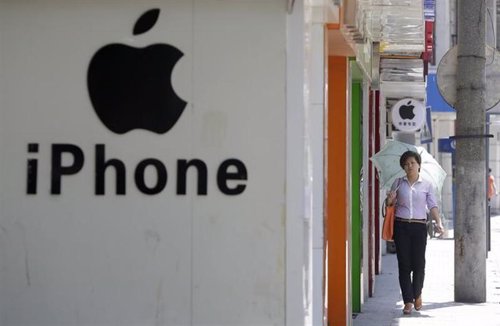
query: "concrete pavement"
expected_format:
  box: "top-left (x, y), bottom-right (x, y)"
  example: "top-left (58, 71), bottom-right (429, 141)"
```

top-left (353, 215), bottom-right (500, 326)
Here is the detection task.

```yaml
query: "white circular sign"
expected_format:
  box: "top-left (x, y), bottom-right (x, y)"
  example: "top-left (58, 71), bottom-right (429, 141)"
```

top-left (391, 98), bottom-right (426, 132)
top-left (437, 45), bottom-right (500, 110)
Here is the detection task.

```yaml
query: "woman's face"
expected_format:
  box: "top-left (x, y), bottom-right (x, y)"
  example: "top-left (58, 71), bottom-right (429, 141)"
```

top-left (403, 157), bottom-right (420, 176)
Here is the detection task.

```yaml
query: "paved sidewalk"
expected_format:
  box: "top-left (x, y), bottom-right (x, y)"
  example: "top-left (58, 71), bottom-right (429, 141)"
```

top-left (353, 215), bottom-right (500, 326)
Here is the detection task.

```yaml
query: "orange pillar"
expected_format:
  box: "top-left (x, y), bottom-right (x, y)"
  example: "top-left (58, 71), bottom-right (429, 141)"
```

top-left (326, 55), bottom-right (349, 326)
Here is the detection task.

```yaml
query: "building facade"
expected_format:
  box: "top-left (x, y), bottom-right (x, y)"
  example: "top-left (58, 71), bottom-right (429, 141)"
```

top-left (0, 0), bottom-right (446, 325)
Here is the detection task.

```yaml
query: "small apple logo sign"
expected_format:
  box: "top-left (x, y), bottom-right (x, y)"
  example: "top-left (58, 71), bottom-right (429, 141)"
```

top-left (391, 98), bottom-right (426, 132)
top-left (87, 8), bottom-right (187, 134)
top-left (399, 100), bottom-right (415, 120)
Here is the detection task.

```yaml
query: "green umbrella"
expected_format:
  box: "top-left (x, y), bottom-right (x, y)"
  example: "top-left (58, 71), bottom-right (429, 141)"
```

top-left (370, 140), bottom-right (447, 195)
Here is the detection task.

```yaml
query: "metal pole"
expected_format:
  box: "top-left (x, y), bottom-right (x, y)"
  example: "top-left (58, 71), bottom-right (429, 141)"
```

top-left (454, 0), bottom-right (487, 303)
top-left (485, 0), bottom-right (496, 255)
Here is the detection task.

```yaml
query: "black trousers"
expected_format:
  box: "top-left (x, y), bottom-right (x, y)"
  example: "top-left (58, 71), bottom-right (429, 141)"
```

top-left (393, 220), bottom-right (428, 304)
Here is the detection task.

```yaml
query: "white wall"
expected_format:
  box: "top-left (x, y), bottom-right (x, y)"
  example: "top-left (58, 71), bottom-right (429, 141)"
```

top-left (488, 114), bottom-right (500, 213)
top-left (0, 1), bottom-right (292, 325)
top-left (432, 112), bottom-right (456, 227)
top-left (429, 0), bottom-right (451, 74)
top-left (308, 8), bottom-right (326, 326)
top-left (285, 1), bottom-right (309, 325)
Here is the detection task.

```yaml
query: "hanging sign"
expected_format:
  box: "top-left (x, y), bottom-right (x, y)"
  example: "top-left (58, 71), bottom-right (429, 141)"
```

top-left (391, 98), bottom-right (426, 132)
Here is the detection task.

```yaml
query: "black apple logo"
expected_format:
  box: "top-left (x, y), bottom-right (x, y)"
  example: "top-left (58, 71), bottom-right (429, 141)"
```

top-left (87, 8), bottom-right (187, 134)
top-left (399, 101), bottom-right (415, 120)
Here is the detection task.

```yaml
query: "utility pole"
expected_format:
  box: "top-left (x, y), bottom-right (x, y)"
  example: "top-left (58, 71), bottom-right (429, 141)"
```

top-left (454, 0), bottom-right (487, 302)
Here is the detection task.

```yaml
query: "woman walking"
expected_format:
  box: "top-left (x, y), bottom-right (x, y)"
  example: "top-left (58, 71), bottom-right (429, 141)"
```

top-left (386, 150), bottom-right (444, 314)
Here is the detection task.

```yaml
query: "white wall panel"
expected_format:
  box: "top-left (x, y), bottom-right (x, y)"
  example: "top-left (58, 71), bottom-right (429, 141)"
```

top-left (0, 1), bottom-right (287, 325)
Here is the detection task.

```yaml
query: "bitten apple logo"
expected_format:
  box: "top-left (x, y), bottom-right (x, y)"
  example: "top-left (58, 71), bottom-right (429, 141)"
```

top-left (391, 98), bottom-right (426, 132)
top-left (87, 8), bottom-right (186, 134)
top-left (398, 101), bottom-right (416, 120)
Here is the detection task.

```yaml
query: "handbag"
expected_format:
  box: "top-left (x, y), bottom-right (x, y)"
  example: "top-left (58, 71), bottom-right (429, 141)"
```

top-left (382, 204), bottom-right (395, 241)
top-left (382, 178), bottom-right (401, 241)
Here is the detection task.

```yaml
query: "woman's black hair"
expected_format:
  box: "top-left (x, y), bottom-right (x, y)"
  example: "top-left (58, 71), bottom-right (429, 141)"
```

top-left (399, 150), bottom-right (421, 169)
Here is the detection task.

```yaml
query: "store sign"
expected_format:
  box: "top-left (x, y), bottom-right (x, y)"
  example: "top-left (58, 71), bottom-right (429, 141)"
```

top-left (22, 8), bottom-right (250, 197)
top-left (391, 98), bottom-right (426, 132)
top-left (26, 143), bottom-right (247, 196)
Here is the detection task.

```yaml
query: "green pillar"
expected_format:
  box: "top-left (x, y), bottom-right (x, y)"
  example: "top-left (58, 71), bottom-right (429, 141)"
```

top-left (351, 79), bottom-right (362, 313)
